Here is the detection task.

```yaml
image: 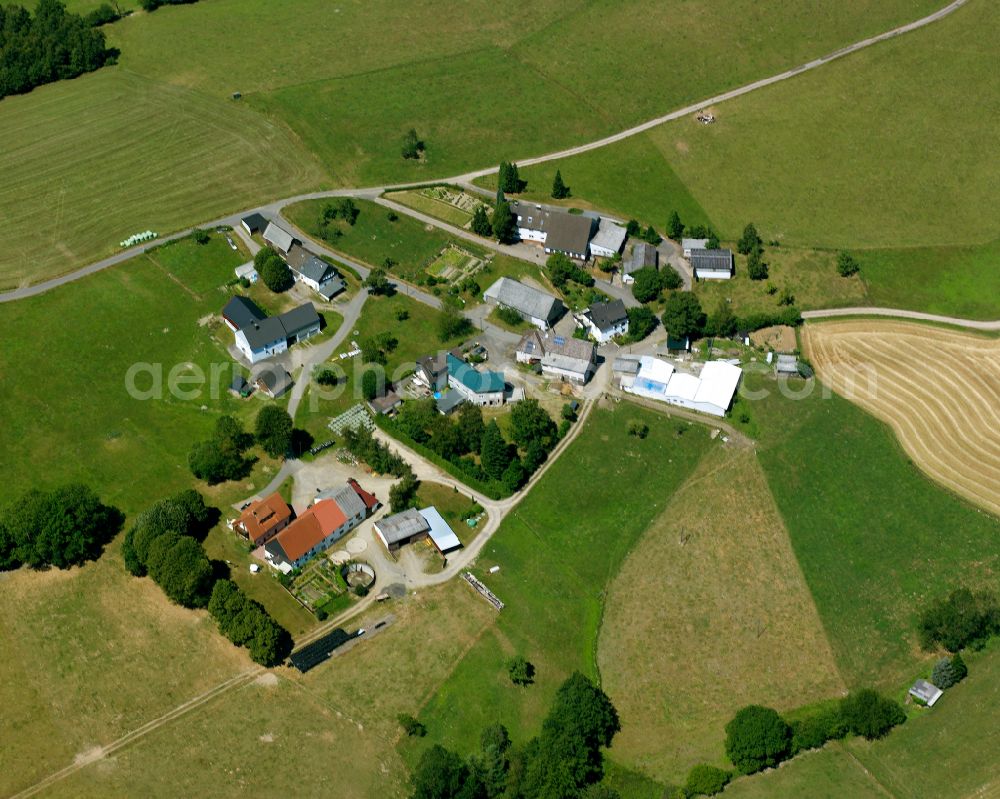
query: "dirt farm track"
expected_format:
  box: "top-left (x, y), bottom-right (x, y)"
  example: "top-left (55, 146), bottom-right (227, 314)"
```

top-left (804, 320), bottom-right (1000, 518)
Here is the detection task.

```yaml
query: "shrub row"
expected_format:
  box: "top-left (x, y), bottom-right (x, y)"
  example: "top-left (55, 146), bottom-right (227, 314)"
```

top-left (208, 579), bottom-right (293, 666)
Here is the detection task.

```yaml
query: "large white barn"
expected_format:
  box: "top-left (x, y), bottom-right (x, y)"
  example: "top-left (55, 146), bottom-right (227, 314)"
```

top-left (621, 356), bottom-right (741, 417)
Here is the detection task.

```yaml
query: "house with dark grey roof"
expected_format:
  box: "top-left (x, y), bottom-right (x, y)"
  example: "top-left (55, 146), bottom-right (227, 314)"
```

top-left (509, 200), bottom-right (595, 260)
top-left (226, 299), bottom-right (321, 364)
top-left (253, 364), bottom-right (293, 398)
top-left (516, 329), bottom-right (596, 384)
top-left (222, 296), bottom-right (266, 332)
top-left (544, 213), bottom-right (595, 260)
top-left (446, 352), bottom-right (505, 406)
top-left (240, 213), bottom-right (269, 235)
top-left (483, 277), bottom-right (565, 330)
top-left (691, 248), bottom-right (734, 280)
top-left (285, 244), bottom-right (346, 300)
top-left (580, 299), bottom-right (629, 343)
top-left (263, 221), bottom-right (296, 255)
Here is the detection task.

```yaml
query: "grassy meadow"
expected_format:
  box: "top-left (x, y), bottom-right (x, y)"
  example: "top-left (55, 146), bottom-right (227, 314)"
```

top-left (745, 371), bottom-right (1000, 688)
top-left (0, 69), bottom-right (327, 289)
top-left (598, 446), bottom-right (845, 783)
top-left (3, 0), bottom-right (948, 286)
top-left (403, 403), bottom-right (715, 770)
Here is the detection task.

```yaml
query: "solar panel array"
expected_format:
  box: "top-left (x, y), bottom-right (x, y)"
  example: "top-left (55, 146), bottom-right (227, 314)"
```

top-left (289, 627), bottom-right (360, 673)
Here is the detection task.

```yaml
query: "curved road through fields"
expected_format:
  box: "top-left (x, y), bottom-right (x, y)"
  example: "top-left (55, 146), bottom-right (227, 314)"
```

top-left (0, 0), bottom-right (973, 309)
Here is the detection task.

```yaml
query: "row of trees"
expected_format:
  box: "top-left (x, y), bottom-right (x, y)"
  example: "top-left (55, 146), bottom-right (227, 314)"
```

top-left (0, 0), bottom-right (114, 98)
top-left (121, 490), bottom-right (292, 665)
top-left (659, 290), bottom-right (802, 343)
top-left (208, 579), bottom-right (293, 666)
top-left (409, 672), bottom-right (621, 799)
top-left (722, 691), bottom-right (905, 778)
top-left (625, 218), bottom-right (663, 246)
top-left (189, 409), bottom-right (296, 485)
top-left (0, 484), bottom-right (123, 570)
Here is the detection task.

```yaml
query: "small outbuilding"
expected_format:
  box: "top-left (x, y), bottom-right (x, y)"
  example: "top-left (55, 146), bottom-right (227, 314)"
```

top-left (622, 241), bottom-right (658, 284)
top-left (263, 221), bottom-right (296, 255)
top-left (909, 679), bottom-right (943, 707)
top-left (234, 262), bottom-right (258, 284)
top-left (254, 366), bottom-right (293, 399)
top-left (776, 354), bottom-right (799, 375)
top-left (589, 218), bottom-right (628, 259)
top-left (240, 213), bottom-right (269, 235)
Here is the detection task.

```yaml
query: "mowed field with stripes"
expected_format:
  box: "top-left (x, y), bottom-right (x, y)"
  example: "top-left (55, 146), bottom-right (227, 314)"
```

top-left (804, 320), bottom-right (1000, 517)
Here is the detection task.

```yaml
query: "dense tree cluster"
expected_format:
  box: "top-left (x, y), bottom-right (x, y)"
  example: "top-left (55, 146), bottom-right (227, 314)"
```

top-left (255, 405), bottom-right (293, 458)
top-left (704, 299), bottom-right (737, 338)
top-left (918, 587), bottom-right (999, 652)
top-left (208, 579), bottom-right (293, 666)
top-left (661, 292), bottom-right (705, 341)
top-left (546, 253), bottom-right (593, 290)
top-left (0, 484), bottom-right (123, 570)
top-left (386, 398), bottom-right (556, 497)
top-left (85, 3), bottom-right (121, 26)
top-left (254, 246), bottom-right (294, 292)
top-left (498, 161), bottom-right (524, 194)
top-left (409, 672), bottom-right (620, 799)
top-left (630, 266), bottom-right (681, 304)
top-left (471, 205), bottom-right (493, 237)
top-left (342, 424), bottom-right (411, 478)
top-left (121, 489), bottom-right (215, 606)
top-left (492, 193), bottom-right (517, 244)
top-left (724, 705), bottom-right (792, 774)
top-left (839, 689), bottom-right (906, 740)
top-left (0, 0), bottom-right (114, 99)
top-left (623, 306), bottom-right (657, 342)
top-left (363, 267), bottom-right (395, 296)
top-left (361, 331), bottom-right (398, 366)
top-left (188, 415), bottom-right (254, 484)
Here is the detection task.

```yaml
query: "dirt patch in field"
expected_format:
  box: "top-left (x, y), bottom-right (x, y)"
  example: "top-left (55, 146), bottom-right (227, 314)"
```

top-left (804, 320), bottom-right (1000, 518)
top-left (598, 447), bottom-right (845, 782)
top-left (751, 325), bottom-right (797, 352)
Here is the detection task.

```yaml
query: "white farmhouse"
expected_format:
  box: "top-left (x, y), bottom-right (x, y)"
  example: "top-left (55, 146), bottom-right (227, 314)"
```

top-left (579, 299), bottom-right (628, 344)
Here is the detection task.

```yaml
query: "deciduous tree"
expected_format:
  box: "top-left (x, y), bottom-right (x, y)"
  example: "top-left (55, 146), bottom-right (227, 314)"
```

top-left (724, 705), bottom-right (791, 774)
top-left (255, 405), bottom-right (293, 458)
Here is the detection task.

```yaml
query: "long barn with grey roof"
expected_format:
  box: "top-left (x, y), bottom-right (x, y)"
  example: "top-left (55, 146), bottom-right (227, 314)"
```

top-left (483, 277), bottom-right (565, 330)
top-left (690, 248), bottom-right (734, 280)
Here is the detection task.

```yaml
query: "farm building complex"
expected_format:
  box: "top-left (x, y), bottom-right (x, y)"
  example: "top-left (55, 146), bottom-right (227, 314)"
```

top-left (621, 356), bottom-right (742, 417)
top-left (374, 506), bottom-right (462, 555)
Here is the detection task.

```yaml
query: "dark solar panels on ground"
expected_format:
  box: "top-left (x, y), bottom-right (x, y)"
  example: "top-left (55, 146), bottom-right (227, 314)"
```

top-left (289, 627), bottom-right (358, 672)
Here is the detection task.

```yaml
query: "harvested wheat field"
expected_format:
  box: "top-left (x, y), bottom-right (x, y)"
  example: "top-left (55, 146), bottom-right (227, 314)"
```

top-left (804, 320), bottom-right (1000, 517)
top-left (598, 447), bottom-right (845, 783)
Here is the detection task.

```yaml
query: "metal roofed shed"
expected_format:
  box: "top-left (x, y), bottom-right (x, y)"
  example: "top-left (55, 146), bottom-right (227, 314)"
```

top-left (909, 679), bottom-right (943, 707)
top-left (234, 262), bottom-right (258, 283)
top-left (374, 508), bottom-right (430, 552)
top-left (263, 221), bottom-right (296, 254)
top-left (776, 354), bottom-right (799, 375)
top-left (623, 241), bottom-right (658, 279)
top-left (483, 277), bottom-right (565, 330)
top-left (419, 506), bottom-right (463, 554)
top-left (682, 237), bottom-right (709, 257)
top-left (589, 218), bottom-right (628, 258)
top-left (691, 248), bottom-right (734, 280)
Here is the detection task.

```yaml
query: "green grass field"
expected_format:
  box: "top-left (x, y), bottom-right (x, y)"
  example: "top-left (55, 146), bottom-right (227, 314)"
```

top-left (748, 371), bottom-right (1000, 688)
top-left (0, 69), bottom-right (327, 289)
top-left (726, 643), bottom-right (1000, 799)
top-left (403, 403), bottom-right (714, 769)
top-left (504, 2), bottom-right (1000, 317)
top-left (3, 0), bottom-right (946, 286)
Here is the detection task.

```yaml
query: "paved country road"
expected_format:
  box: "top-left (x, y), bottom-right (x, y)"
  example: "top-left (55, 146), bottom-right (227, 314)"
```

top-left (0, 0), bottom-right (971, 308)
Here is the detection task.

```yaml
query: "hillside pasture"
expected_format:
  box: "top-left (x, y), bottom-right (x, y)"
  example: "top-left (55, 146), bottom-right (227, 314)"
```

top-left (0, 69), bottom-right (327, 290)
top-left (747, 370), bottom-right (1000, 688)
top-left (804, 320), bottom-right (1000, 517)
top-left (44, 581), bottom-right (494, 799)
top-left (598, 447), bottom-right (845, 783)
top-left (404, 404), bottom-right (715, 771)
top-left (0, 558), bottom-right (248, 798)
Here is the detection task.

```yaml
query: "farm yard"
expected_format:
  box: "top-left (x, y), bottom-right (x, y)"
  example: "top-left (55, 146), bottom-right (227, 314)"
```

top-left (599, 447), bottom-right (845, 783)
top-left (803, 320), bottom-right (1000, 517)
